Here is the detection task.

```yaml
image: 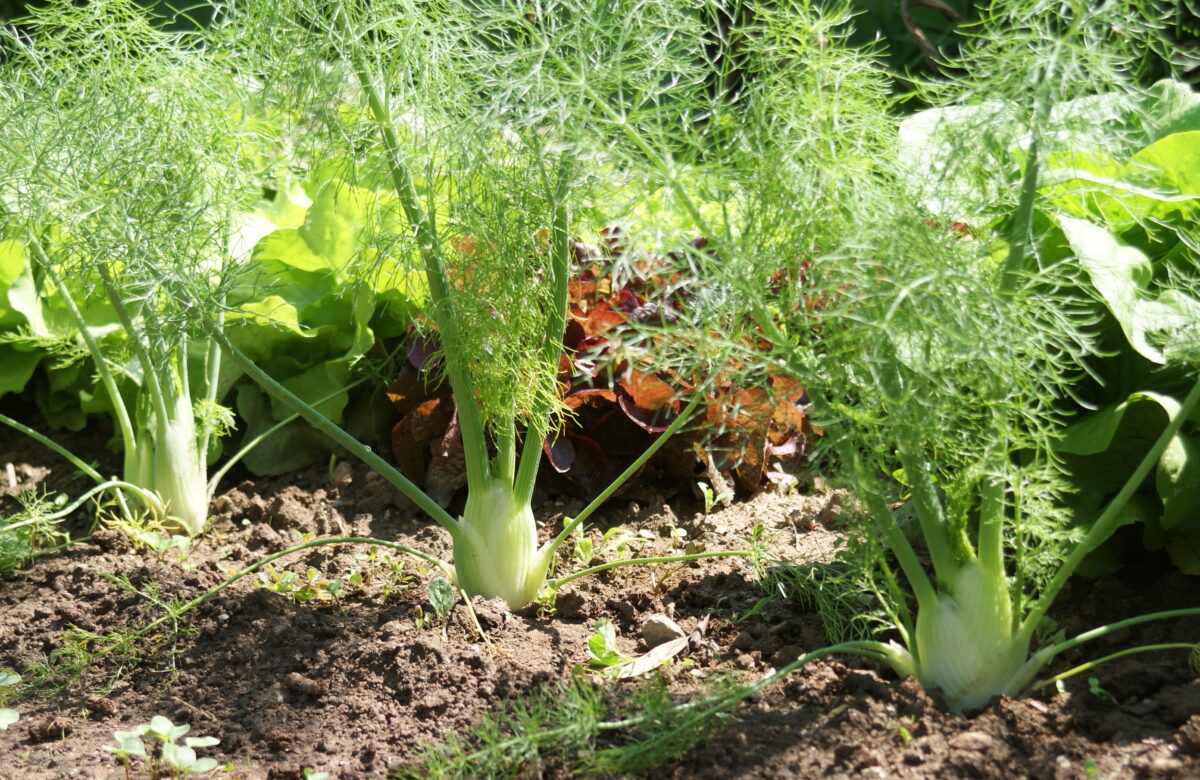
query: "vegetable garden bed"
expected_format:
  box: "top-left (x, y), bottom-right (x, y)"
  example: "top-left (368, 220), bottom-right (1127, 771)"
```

top-left (1, 428), bottom-right (1197, 779)
top-left (2, 0), bottom-right (1200, 776)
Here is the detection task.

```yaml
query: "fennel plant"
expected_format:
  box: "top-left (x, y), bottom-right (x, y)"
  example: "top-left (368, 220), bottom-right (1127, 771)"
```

top-left (827, 0), bottom-right (1200, 712)
top-left (618, 0), bottom-right (1200, 712)
top-left (189, 0), bottom-right (729, 609)
top-left (0, 0), bottom-right (263, 536)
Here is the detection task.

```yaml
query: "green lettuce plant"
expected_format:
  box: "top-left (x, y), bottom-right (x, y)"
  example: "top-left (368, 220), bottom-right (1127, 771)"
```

top-left (220, 178), bottom-right (425, 476)
top-left (0, 239), bottom-right (45, 400)
top-left (1043, 132), bottom-right (1200, 574)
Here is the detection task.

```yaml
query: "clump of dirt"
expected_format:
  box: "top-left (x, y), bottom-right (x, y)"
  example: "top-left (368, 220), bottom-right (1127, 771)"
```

top-left (1, 433), bottom-right (1198, 779)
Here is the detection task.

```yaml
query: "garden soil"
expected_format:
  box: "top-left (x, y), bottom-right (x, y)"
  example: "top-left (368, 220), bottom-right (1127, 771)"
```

top-left (1, 429), bottom-right (1198, 779)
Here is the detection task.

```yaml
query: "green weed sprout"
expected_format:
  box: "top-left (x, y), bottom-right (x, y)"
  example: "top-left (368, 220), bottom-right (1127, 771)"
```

top-left (104, 715), bottom-right (220, 778)
top-left (583, 619), bottom-right (636, 677)
top-left (428, 577), bottom-right (457, 622)
top-left (426, 577), bottom-right (457, 640)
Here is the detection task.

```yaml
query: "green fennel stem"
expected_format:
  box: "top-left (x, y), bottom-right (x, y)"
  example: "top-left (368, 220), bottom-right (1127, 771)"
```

top-left (348, 51), bottom-right (491, 494)
top-left (1019, 375), bottom-right (1200, 648)
top-left (29, 244), bottom-right (139, 486)
top-left (0, 412), bottom-right (106, 484)
top-left (206, 325), bottom-right (458, 532)
top-left (515, 159), bottom-right (575, 507)
top-left (1033, 642), bottom-right (1200, 690)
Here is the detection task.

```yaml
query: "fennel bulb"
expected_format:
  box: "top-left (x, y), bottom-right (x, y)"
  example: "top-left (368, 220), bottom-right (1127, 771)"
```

top-left (451, 481), bottom-right (555, 610)
top-left (907, 561), bottom-right (1030, 713)
top-left (135, 388), bottom-right (210, 538)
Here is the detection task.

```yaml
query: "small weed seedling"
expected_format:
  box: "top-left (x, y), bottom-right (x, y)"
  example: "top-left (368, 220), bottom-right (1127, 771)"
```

top-left (580, 619), bottom-right (635, 678)
top-left (571, 533), bottom-right (594, 568)
top-left (697, 482), bottom-right (732, 515)
top-left (731, 597), bottom-right (773, 626)
top-left (1088, 678), bottom-right (1112, 704)
top-left (0, 671), bottom-right (19, 729)
top-left (105, 715), bottom-right (220, 778)
top-left (598, 527), bottom-right (647, 564)
top-left (358, 547), bottom-right (413, 603)
top-left (257, 565), bottom-right (345, 606)
top-left (428, 577), bottom-right (457, 640)
top-left (134, 531), bottom-right (191, 561)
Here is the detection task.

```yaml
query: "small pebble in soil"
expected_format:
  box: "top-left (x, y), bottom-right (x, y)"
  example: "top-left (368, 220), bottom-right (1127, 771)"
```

top-left (949, 731), bottom-right (994, 752)
top-left (283, 672), bottom-right (327, 697)
top-left (641, 614), bottom-right (685, 648)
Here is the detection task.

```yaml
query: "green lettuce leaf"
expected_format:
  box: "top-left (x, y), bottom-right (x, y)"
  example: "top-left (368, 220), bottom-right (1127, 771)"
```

top-left (1057, 215), bottom-right (1200, 364)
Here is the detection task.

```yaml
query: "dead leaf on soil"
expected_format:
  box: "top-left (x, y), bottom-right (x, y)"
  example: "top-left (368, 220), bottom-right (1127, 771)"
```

top-left (618, 615), bottom-right (710, 679)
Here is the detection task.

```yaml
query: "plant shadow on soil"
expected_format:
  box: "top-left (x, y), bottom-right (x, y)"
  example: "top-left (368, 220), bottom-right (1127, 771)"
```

top-left (1, 423), bottom-right (1198, 779)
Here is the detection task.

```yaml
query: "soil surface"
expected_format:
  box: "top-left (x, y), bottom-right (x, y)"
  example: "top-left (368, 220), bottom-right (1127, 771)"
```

top-left (1, 424), bottom-right (1198, 780)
